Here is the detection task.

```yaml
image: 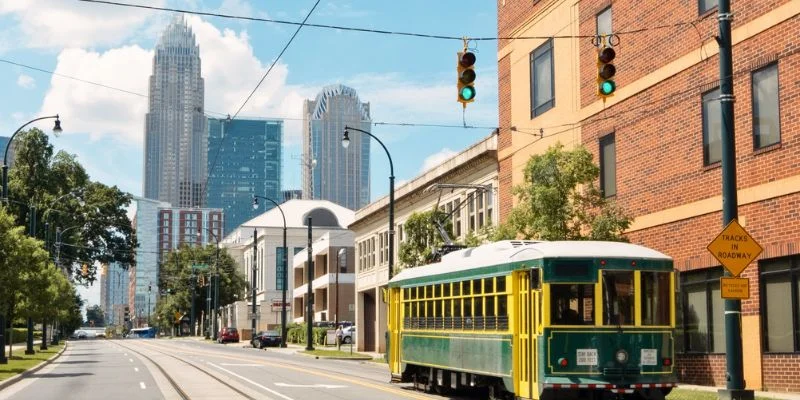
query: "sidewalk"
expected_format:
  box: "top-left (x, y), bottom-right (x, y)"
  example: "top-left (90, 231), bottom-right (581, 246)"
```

top-left (678, 384), bottom-right (800, 400)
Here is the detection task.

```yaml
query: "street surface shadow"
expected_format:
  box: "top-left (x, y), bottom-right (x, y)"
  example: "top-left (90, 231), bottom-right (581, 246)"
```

top-left (52, 360), bottom-right (99, 364)
top-left (30, 372), bottom-right (93, 378)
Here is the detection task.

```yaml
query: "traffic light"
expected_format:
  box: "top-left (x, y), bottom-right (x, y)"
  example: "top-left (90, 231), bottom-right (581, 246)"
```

top-left (597, 44), bottom-right (616, 99)
top-left (124, 306), bottom-right (130, 322)
top-left (198, 274), bottom-right (205, 287)
top-left (457, 51), bottom-right (476, 106)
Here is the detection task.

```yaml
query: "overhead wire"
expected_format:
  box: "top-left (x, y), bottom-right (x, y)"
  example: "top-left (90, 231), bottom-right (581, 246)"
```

top-left (78, 0), bottom-right (698, 42)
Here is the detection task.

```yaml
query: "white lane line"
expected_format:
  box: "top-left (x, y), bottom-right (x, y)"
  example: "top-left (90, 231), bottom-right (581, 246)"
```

top-left (207, 362), bottom-right (295, 400)
top-left (140, 382), bottom-right (146, 389)
top-left (220, 363), bottom-right (263, 367)
top-left (134, 367), bottom-right (139, 372)
top-left (274, 383), bottom-right (346, 389)
top-left (129, 358), bottom-right (134, 363)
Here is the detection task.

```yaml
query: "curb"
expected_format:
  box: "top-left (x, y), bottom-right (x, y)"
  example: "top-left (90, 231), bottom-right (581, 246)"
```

top-left (295, 351), bottom-right (373, 361)
top-left (0, 342), bottom-right (68, 391)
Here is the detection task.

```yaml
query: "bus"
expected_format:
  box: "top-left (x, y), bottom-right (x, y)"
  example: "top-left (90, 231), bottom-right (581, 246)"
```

top-left (387, 240), bottom-right (677, 400)
top-left (128, 327), bottom-right (157, 339)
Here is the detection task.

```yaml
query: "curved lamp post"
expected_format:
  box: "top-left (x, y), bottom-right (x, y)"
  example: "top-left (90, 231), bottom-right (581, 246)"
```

top-left (342, 126), bottom-right (395, 280)
top-left (2, 115), bottom-right (62, 201)
top-left (252, 195), bottom-right (288, 347)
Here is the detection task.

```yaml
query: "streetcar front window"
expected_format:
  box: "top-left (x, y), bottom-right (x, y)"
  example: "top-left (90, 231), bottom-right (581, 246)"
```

top-left (550, 284), bottom-right (594, 325)
top-left (602, 271), bottom-right (635, 326)
top-left (641, 271), bottom-right (671, 326)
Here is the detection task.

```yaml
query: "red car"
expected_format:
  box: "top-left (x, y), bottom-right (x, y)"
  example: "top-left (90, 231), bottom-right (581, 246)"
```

top-left (217, 327), bottom-right (239, 343)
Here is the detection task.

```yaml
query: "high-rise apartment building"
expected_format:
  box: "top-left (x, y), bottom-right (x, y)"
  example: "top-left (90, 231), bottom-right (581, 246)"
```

top-left (133, 197), bottom-right (223, 320)
top-left (207, 118), bottom-right (282, 234)
top-left (143, 16), bottom-right (207, 208)
top-left (100, 262), bottom-right (129, 326)
top-left (302, 84), bottom-right (371, 210)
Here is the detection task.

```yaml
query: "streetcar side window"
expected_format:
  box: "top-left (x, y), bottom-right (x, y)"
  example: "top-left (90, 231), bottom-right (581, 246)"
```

top-left (550, 284), bottom-right (595, 325)
top-left (641, 271), bottom-right (671, 326)
top-left (602, 270), bottom-right (635, 326)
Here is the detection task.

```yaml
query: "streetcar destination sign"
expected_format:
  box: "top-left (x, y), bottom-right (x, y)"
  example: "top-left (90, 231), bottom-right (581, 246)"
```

top-left (706, 219), bottom-right (762, 277)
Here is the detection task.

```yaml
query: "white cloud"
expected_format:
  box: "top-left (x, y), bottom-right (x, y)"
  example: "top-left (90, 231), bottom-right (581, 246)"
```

top-left (420, 148), bottom-right (457, 172)
top-left (215, 0), bottom-right (253, 17)
top-left (16, 74), bottom-right (34, 89)
top-left (0, 0), bottom-right (166, 50)
top-left (39, 46), bottom-right (152, 144)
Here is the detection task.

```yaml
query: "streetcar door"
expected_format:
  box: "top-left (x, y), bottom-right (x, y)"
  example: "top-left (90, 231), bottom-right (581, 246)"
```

top-left (388, 287), bottom-right (402, 375)
top-left (514, 270), bottom-right (534, 398)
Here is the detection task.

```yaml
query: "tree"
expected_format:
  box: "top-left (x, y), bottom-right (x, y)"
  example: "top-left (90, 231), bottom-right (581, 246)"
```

top-left (398, 210), bottom-right (448, 269)
top-left (155, 244), bottom-right (247, 334)
top-left (85, 304), bottom-right (105, 327)
top-left (6, 128), bottom-right (137, 282)
top-left (494, 143), bottom-right (631, 241)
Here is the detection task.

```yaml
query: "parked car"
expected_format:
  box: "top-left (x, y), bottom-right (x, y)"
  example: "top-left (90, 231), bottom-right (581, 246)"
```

top-left (341, 325), bottom-right (356, 344)
top-left (251, 330), bottom-right (281, 348)
top-left (217, 327), bottom-right (239, 343)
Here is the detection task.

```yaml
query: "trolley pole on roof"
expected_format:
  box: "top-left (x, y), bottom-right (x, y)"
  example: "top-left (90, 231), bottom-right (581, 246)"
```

top-left (717, 1), bottom-right (752, 399)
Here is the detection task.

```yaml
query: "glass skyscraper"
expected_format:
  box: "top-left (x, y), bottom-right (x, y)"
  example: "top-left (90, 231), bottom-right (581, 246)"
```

top-left (143, 15), bottom-right (207, 208)
top-left (302, 84), bottom-right (371, 210)
top-left (207, 118), bottom-right (283, 234)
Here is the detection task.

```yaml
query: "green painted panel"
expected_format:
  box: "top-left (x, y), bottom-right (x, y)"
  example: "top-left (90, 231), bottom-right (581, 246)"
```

top-left (401, 333), bottom-right (513, 377)
top-left (542, 258), bottom-right (673, 283)
top-left (541, 328), bottom-right (676, 384)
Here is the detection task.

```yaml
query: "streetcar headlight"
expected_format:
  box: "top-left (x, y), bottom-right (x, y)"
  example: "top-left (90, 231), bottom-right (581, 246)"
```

top-left (615, 349), bottom-right (629, 364)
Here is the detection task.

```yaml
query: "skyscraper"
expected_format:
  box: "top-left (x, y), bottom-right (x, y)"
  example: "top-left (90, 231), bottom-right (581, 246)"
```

top-left (302, 84), bottom-right (371, 210)
top-left (143, 16), bottom-right (207, 208)
top-left (207, 118), bottom-right (283, 234)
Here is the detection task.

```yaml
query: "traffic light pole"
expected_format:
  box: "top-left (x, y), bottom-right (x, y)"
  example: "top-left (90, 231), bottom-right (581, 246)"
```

top-left (717, 1), bottom-right (752, 399)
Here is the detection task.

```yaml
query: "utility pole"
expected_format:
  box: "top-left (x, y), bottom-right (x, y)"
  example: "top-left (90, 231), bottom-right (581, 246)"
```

top-left (251, 228), bottom-right (257, 340)
top-left (305, 217), bottom-right (314, 351)
top-left (717, 1), bottom-right (752, 399)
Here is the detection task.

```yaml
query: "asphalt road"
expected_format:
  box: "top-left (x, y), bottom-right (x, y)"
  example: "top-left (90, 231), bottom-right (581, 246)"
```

top-left (0, 339), bottom-right (480, 400)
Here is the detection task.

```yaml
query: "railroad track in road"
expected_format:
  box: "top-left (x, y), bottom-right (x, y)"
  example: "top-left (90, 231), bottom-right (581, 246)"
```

top-left (131, 339), bottom-right (439, 400)
top-left (112, 340), bottom-right (258, 400)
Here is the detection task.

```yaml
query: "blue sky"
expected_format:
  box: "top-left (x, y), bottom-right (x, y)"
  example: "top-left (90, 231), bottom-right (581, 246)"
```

top-left (0, 0), bottom-right (498, 306)
top-left (0, 0), bottom-right (499, 201)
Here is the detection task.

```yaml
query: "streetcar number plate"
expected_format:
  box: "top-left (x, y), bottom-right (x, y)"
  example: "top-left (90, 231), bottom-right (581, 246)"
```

top-left (641, 349), bottom-right (658, 366)
top-left (576, 349), bottom-right (598, 366)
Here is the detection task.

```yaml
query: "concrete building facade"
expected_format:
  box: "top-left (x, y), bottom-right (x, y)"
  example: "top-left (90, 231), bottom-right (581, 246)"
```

top-left (498, 0), bottom-right (800, 392)
top-left (350, 133), bottom-right (498, 352)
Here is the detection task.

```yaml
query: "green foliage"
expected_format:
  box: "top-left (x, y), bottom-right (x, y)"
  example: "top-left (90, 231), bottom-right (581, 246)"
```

top-left (154, 244), bottom-right (248, 333)
top-left (493, 143), bottom-right (631, 241)
top-left (285, 324), bottom-right (329, 345)
top-left (85, 304), bottom-right (105, 326)
top-left (6, 128), bottom-right (137, 283)
top-left (398, 209), bottom-right (450, 269)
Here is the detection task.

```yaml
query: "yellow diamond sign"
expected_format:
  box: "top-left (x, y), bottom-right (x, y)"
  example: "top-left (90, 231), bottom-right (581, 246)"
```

top-left (707, 219), bottom-right (763, 277)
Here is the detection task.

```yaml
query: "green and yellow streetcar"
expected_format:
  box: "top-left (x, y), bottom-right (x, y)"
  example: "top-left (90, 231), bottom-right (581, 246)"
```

top-left (387, 240), bottom-right (677, 400)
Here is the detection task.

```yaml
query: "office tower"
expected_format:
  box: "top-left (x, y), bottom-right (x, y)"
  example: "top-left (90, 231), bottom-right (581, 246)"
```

top-left (282, 189), bottom-right (302, 202)
top-left (302, 84), bottom-right (371, 210)
top-left (143, 15), bottom-right (207, 207)
top-left (207, 118), bottom-right (282, 234)
top-left (101, 262), bottom-right (130, 326)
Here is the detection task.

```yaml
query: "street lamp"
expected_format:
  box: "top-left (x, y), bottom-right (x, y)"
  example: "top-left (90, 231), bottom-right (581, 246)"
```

top-left (252, 195), bottom-right (289, 348)
top-left (342, 126), bottom-right (395, 280)
top-left (2, 115), bottom-right (62, 202)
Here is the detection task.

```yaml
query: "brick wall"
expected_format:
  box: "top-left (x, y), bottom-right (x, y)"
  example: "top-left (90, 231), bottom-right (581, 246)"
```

top-left (763, 355), bottom-right (800, 392)
top-left (498, 0), bottom-right (551, 49)
top-left (676, 354), bottom-right (727, 386)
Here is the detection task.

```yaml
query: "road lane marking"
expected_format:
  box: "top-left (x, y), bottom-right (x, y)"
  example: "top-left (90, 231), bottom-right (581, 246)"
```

top-left (140, 382), bottom-right (146, 389)
top-left (275, 383), bottom-right (346, 389)
top-left (220, 363), bottom-right (263, 367)
top-left (129, 358), bottom-right (134, 362)
top-left (207, 362), bottom-right (295, 400)
top-left (134, 367), bottom-right (139, 372)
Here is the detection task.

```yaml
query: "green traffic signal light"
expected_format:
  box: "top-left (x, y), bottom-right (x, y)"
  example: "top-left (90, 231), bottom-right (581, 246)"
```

top-left (599, 80), bottom-right (616, 96)
top-left (597, 46), bottom-right (617, 98)
top-left (460, 86), bottom-right (476, 101)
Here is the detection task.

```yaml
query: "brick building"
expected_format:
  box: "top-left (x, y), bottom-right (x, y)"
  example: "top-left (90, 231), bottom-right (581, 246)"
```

top-left (498, 0), bottom-right (800, 392)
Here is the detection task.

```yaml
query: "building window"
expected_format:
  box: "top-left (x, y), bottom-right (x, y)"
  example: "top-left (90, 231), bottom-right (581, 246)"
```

top-left (760, 256), bottom-right (800, 353)
top-left (468, 195), bottom-right (476, 232)
top-left (677, 267), bottom-right (724, 353)
top-left (599, 133), bottom-right (616, 197)
top-left (596, 6), bottom-right (612, 40)
top-left (699, 0), bottom-right (718, 14)
top-left (485, 188), bottom-right (494, 226)
top-left (530, 39), bottom-right (555, 118)
top-left (702, 88), bottom-right (722, 165)
top-left (752, 63), bottom-right (780, 149)
top-left (453, 199), bottom-right (462, 238)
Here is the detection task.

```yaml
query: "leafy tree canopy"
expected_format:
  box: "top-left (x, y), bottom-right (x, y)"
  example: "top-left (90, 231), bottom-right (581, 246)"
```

top-left (493, 143), bottom-right (631, 241)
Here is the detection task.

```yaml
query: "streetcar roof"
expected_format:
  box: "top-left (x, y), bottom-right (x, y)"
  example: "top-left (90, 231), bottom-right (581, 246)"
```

top-left (389, 240), bottom-right (672, 285)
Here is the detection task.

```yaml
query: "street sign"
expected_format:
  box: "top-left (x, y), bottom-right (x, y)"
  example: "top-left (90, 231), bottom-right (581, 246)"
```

top-left (247, 312), bottom-right (260, 320)
top-left (707, 219), bottom-right (763, 277)
top-left (192, 264), bottom-right (209, 271)
top-left (270, 299), bottom-right (291, 312)
top-left (721, 277), bottom-right (750, 299)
